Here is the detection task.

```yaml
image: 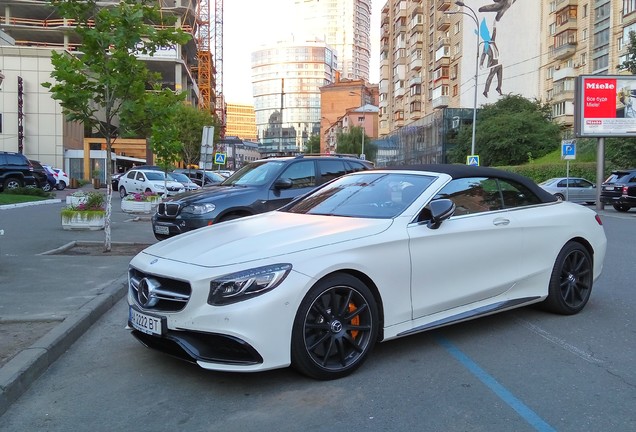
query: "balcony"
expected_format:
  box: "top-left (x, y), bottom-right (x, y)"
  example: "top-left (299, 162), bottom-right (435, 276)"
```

top-left (553, 66), bottom-right (576, 81)
top-left (437, 0), bottom-right (451, 11)
top-left (436, 37), bottom-right (449, 50)
top-left (553, 42), bottom-right (577, 60)
top-left (410, 57), bottom-right (423, 70)
top-left (394, 87), bottom-right (406, 98)
top-left (436, 16), bottom-right (450, 31)
top-left (432, 95), bottom-right (450, 109)
top-left (409, 76), bottom-right (422, 87)
top-left (434, 56), bottom-right (450, 69)
top-left (555, 0), bottom-right (579, 10)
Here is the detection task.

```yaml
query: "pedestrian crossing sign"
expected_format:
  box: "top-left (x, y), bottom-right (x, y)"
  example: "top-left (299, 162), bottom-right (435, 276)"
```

top-left (467, 155), bottom-right (480, 166)
top-left (214, 153), bottom-right (226, 165)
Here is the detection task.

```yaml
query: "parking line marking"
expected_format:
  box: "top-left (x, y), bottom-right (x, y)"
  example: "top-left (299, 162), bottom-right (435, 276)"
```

top-left (436, 335), bottom-right (556, 432)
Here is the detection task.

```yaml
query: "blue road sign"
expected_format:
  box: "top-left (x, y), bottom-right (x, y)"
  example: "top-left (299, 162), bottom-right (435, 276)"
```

top-left (214, 153), bottom-right (226, 165)
top-left (562, 140), bottom-right (576, 160)
top-left (467, 155), bottom-right (480, 166)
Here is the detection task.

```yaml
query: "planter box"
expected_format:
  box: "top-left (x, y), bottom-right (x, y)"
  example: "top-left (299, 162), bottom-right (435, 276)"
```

top-left (121, 198), bottom-right (160, 214)
top-left (61, 212), bottom-right (105, 231)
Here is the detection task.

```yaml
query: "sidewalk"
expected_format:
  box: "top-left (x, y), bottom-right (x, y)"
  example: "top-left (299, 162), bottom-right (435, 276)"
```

top-left (0, 185), bottom-right (157, 416)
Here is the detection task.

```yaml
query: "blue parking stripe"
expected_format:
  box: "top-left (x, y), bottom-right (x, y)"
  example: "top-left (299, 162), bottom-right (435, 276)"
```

top-left (436, 335), bottom-right (556, 432)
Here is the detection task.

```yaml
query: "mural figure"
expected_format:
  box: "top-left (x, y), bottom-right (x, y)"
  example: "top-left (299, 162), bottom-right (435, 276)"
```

top-left (618, 88), bottom-right (636, 118)
top-left (478, 0), bottom-right (517, 22)
top-left (480, 21), bottom-right (502, 98)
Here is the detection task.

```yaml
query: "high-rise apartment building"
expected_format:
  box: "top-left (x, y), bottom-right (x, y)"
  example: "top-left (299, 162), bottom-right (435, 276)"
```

top-left (225, 103), bottom-right (257, 141)
top-left (294, 0), bottom-right (372, 81)
top-left (540, 0), bottom-right (627, 132)
top-left (251, 39), bottom-right (338, 154)
top-left (380, 0), bottom-right (542, 137)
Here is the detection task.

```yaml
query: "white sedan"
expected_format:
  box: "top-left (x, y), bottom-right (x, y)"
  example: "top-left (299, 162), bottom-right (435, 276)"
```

top-left (127, 165), bottom-right (607, 380)
top-left (118, 169), bottom-right (184, 198)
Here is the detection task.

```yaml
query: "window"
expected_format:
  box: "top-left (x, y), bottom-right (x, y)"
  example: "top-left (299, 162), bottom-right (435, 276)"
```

top-left (435, 177), bottom-right (542, 215)
top-left (318, 160), bottom-right (347, 185)
top-left (279, 161), bottom-right (316, 189)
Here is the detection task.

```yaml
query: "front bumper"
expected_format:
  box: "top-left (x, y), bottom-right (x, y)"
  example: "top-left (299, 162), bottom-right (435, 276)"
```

top-left (126, 257), bottom-right (311, 372)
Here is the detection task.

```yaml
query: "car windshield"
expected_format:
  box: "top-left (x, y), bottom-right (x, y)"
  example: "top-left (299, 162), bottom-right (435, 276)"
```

top-left (145, 171), bottom-right (166, 181)
top-left (221, 160), bottom-right (286, 186)
top-left (282, 172), bottom-right (436, 218)
top-left (539, 178), bottom-right (558, 186)
top-left (169, 173), bottom-right (189, 182)
top-left (205, 171), bottom-right (225, 182)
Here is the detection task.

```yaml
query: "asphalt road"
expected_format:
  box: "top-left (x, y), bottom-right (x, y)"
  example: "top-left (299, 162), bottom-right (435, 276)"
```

top-left (0, 210), bottom-right (634, 432)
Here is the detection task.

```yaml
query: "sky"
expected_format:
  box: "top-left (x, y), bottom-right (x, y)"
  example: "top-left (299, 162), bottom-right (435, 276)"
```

top-left (222, 0), bottom-right (383, 105)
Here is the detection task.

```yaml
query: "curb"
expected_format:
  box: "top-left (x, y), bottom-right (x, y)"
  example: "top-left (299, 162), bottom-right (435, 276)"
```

top-left (0, 198), bottom-right (62, 210)
top-left (0, 274), bottom-right (128, 417)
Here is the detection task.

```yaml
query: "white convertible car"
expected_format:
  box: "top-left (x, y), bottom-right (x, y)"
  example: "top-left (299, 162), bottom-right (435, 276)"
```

top-left (127, 165), bottom-right (607, 380)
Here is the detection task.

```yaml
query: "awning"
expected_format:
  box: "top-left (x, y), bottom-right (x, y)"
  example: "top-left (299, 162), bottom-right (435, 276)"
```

top-left (115, 155), bottom-right (146, 163)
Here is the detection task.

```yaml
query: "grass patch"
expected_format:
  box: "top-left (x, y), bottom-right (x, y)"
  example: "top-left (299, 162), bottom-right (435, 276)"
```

top-left (0, 187), bottom-right (55, 205)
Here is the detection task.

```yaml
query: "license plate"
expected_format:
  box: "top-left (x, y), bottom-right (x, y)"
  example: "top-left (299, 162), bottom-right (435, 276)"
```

top-left (603, 186), bottom-right (613, 191)
top-left (129, 307), bottom-right (163, 336)
top-left (154, 225), bottom-right (169, 235)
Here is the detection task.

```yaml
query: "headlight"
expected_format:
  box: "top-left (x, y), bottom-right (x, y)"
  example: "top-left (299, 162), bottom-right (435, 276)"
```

top-left (208, 264), bottom-right (292, 305)
top-left (181, 203), bottom-right (216, 214)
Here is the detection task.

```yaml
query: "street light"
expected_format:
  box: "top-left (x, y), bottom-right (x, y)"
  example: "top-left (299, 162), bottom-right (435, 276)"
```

top-left (349, 90), bottom-right (366, 159)
top-left (445, 1), bottom-right (479, 160)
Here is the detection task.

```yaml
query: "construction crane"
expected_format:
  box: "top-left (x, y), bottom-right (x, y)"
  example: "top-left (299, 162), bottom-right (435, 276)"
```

top-left (195, 0), bottom-right (213, 113)
top-left (195, 0), bottom-right (225, 140)
top-left (214, 0), bottom-right (225, 139)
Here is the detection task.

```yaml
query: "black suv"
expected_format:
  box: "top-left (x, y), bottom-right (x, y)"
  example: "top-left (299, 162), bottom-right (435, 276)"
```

top-left (152, 155), bottom-right (373, 240)
top-left (0, 151), bottom-right (37, 191)
top-left (600, 169), bottom-right (636, 212)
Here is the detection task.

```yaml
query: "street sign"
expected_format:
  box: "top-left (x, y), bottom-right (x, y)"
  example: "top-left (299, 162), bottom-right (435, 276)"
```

top-left (466, 155), bottom-right (480, 166)
top-left (214, 153), bottom-right (226, 165)
top-left (561, 140), bottom-right (576, 160)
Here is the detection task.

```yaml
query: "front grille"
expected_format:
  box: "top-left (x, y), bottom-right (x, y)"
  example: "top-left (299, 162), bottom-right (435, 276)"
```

top-left (157, 202), bottom-right (181, 217)
top-left (129, 267), bottom-right (191, 312)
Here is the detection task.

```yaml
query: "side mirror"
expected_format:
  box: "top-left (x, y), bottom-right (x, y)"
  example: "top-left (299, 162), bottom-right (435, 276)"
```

top-left (427, 199), bottom-right (456, 230)
top-left (274, 178), bottom-right (293, 190)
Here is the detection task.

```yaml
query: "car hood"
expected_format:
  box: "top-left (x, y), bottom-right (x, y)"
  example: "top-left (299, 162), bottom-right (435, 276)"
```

top-left (162, 185), bottom-right (258, 204)
top-left (140, 211), bottom-right (393, 267)
top-left (150, 180), bottom-right (183, 189)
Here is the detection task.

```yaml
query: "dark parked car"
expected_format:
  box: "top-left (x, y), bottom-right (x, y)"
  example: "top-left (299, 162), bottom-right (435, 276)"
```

top-left (600, 169), bottom-right (636, 212)
top-left (152, 155), bottom-right (373, 240)
top-left (172, 168), bottom-right (225, 187)
top-left (29, 160), bottom-right (57, 192)
top-left (0, 151), bottom-right (37, 191)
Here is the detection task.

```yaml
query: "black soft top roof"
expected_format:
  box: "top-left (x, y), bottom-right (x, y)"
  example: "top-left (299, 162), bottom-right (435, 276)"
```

top-left (383, 164), bottom-right (557, 204)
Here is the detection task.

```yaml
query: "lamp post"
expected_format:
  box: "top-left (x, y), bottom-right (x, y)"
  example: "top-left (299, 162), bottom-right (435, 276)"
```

top-left (446, 1), bottom-right (479, 160)
top-left (349, 90), bottom-right (366, 159)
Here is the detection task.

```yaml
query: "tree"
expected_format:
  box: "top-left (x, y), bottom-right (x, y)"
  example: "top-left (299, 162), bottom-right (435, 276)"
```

top-left (619, 30), bottom-right (636, 73)
top-left (172, 105), bottom-right (219, 168)
top-left (336, 126), bottom-right (377, 162)
top-left (303, 134), bottom-right (320, 153)
top-left (42, 0), bottom-right (189, 251)
top-left (448, 94), bottom-right (563, 166)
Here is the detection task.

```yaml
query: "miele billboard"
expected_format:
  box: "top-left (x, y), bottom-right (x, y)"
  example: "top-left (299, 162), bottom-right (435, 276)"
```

top-left (575, 75), bottom-right (636, 138)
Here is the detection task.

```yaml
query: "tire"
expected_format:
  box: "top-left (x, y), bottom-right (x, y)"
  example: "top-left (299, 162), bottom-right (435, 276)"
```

top-left (3, 177), bottom-right (23, 190)
top-left (56, 181), bottom-right (66, 191)
top-left (291, 274), bottom-right (379, 380)
top-left (542, 242), bottom-right (593, 315)
top-left (41, 182), bottom-right (52, 192)
top-left (612, 204), bottom-right (631, 212)
top-left (119, 186), bottom-right (127, 198)
top-left (554, 193), bottom-right (565, 201)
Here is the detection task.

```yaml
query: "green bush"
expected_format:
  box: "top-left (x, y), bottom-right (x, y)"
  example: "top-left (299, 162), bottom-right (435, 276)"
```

top-left (498, 162), bottom-right (617, 184)
top-left (4, 187), bottom-right (54, 198)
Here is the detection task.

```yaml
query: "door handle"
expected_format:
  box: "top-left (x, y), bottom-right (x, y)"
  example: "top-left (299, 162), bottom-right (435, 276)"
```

top-left (493, 218), bottom-right (510, 226)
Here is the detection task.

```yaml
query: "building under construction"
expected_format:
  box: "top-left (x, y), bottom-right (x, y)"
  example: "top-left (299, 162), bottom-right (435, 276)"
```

top-left (0, 0), bottom-right (221, 182)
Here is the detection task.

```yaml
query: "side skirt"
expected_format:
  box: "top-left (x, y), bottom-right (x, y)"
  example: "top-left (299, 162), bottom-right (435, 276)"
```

top-left (397, 297), bottom-right (541, 337)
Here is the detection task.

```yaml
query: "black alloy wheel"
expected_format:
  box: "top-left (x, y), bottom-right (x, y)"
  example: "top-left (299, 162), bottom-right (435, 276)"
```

top-left (542, 241), bottom-right (593, 315)
top-left (291, 274), bottom-right (379, 380)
